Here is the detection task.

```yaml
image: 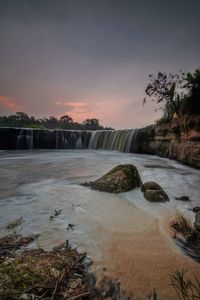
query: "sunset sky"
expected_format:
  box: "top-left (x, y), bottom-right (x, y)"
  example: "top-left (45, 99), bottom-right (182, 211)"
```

top-left (0, 0), bottom-right (200, 129)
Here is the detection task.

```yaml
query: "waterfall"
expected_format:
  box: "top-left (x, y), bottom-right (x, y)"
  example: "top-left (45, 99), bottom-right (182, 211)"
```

top-left (88, 129), bottom-right (138, 152)
top-left (17, 129), bottom-right (34, 150)
top-left (8, 128), bottom-right (138, 152)
top-left (56, 130), bottom-right (91, 149)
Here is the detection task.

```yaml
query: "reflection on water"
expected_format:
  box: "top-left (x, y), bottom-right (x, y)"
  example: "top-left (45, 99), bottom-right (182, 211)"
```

top-left (0, 150), bottom-right (200, 299)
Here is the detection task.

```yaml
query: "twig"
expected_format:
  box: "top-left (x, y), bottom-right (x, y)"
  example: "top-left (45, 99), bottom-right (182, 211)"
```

top-left (51, 278), bottom-right (59, 300)
top-left (51, 270), bottom-right (65, 300)
top-left (68, 291), bottom-right (91, 300)
top-left (38, 289), bottom-right (49, 299)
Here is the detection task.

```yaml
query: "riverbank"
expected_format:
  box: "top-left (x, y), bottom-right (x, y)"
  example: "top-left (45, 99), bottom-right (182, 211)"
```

top-left (137, 114), bottom-right (200, 168)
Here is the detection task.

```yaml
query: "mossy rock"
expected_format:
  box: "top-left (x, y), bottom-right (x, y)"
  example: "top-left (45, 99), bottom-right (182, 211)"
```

top-left (86, 164), bottom-right (142, 193)
top-left (141, 181), bottom-right (169, 202)
top-left (141, 181), bottom-right (163, 192)
top-left (144, 189), bottom-right (168, 202)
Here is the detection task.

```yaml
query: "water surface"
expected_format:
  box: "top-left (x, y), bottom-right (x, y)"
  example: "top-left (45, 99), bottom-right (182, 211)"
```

top-left (0, 150), bottom-right (200, 299)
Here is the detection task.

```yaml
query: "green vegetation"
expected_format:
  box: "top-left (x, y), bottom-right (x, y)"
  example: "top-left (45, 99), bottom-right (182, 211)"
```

top-left (0, 112), bottom-right (113, 130)
top-left (144, 68), bottom-right (200, 122)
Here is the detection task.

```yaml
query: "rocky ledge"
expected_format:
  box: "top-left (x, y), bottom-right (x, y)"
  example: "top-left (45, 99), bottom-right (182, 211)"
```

top-left (136, 115), bottom-right (200, 169)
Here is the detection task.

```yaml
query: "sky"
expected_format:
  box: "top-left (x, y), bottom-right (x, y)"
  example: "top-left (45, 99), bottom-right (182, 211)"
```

top-left (0, 0), bottom-right (199, 129)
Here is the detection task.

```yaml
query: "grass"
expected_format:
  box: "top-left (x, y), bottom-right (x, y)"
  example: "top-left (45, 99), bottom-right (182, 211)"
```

top-left (170, 269), bottom-right (200, 300)
top-left (171, 216), bottom-right (198, 241)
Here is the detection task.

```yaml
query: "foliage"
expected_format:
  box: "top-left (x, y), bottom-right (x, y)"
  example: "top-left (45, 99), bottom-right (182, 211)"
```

top-left (145, 68), bottom-right (200, 122)
top-left (145, 72), bottom-right (182, 117)
top-left (0, 112), bottom-right (113, 130)
top-left (155, 115), bottom-right (171, 125)
top-left (171, 216), bottom-right (195, 241)
top-left (183, 70), bottom-right (200, 114)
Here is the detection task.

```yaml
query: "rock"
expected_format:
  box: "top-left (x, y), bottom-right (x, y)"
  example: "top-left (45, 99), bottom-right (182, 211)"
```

top-left (144, 189), bottom-right (169, 203)
top-left (193, 207), bottom-right (200, 213)
top-left (141, 181), bottom-right (163, 192)
top-left (175, 196), bottom-right (190, 201)
top-left (135, 117), bottom-right (200, 169)
top-left (67, 223), bottom-right (75, 230)
top-left (7, 216), bottom-right (23, 229)
top-left (85, 164), bottom-right (142, 193)
top-left (141, 181), bottom-right (169, 202)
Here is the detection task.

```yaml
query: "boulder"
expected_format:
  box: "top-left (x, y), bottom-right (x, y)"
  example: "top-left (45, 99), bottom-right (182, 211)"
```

top-left (144, 189), bottom-right (169, 202)
top-left (85, 164), bottom-right (142, 193)
top-left (141, 181), bottom-right (162, 192)
top-left (141, 181), bottom-right (169, 202)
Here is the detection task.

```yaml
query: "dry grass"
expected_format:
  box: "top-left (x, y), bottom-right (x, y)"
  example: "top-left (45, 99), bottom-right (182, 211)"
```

top-left (0, 247), bottom-right (90, 300)
top-left (171, 216), bottom-right (197, 241)
top-left (170, 269), bottom-right (200, 300)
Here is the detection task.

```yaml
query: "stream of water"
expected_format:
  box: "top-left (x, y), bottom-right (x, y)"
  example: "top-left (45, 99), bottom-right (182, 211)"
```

top-left (0, 150), bottom-right (200, 299)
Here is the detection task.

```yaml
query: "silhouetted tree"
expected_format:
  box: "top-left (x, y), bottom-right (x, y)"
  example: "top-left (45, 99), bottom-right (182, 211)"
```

top-left (83, 118), bottom-right (101, 130)
top-left (183, 69), bottom-right (200, 114)
top-left (145, 72), bottom-right (182, 118)
top-left (0, 113), bottom-right (113, 130)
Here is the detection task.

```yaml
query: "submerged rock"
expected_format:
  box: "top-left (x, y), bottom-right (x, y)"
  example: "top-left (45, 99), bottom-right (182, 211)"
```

top-left (84, 164), bottom-right (142, 193)
top-left (193, 207), bottom-right (200, 213)
top-left (6, 216), bottom-right (23, 229)
top-left (141, 181), bottom-right (169, 202)
top-left (175, 196), bottom-right (190, 201)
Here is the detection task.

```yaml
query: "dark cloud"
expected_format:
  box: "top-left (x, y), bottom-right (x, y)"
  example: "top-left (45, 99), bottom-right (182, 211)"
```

top-left (0, 0), bottom-right (69, 24)
top-left (0, 0), bottom-right (199, 127)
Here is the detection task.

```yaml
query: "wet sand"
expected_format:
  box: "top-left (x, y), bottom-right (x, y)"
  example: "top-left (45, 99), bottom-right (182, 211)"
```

top-left (94, 215), bottom-right (200, 299)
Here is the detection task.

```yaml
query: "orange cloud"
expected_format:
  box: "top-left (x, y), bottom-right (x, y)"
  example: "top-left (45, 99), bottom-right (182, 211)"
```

top-left (0, 95), bottom-right (22, 111)
top-left (54, 100), bottom-right (95, 122)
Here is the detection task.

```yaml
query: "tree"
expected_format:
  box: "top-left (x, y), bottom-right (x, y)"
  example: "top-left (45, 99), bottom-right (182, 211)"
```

top-left (183, 69), bottom-right (200, 114)
top-left (145, 72), bottom-right (183, 118)
top-left (16, 112), bottom-right (30, 121)
top-left (83, 118), bottom-right (101, 130)
top-left (59, 115), bottom-right (73, 129)
top-left (48, 116), bottom-right (58, 128)
top-left (59, 115), bottom-right (73, 123)
top-left (0, 112), bottom-right (111, 130)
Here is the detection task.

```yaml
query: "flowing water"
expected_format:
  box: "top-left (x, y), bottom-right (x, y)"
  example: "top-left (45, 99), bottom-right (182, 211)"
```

top-left (0, 150), bottom-right (200, 299)
top-left (2, 128), bottom-right (138, 152)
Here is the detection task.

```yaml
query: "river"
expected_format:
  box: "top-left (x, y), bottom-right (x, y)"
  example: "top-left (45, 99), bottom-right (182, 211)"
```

top-left (0, 150), bottom-right (200, 299)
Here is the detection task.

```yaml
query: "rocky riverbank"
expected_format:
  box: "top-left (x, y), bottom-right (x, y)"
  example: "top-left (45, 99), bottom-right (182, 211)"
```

top-left (137, 115), bottom-right (200, 168)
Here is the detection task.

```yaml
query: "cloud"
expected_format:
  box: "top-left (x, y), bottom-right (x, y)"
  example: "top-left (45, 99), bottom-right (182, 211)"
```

top-left (54, 100), bottom-right (96, 121)
top-left (0, 95), bottom-right (22, 111)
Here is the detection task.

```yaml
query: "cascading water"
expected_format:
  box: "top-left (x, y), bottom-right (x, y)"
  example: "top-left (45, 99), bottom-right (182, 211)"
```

top-left (17, 129), bottom-right (34, 150)
top-left (88, 129), bottom-right (138, 152)
top-left (2, 128), bottom-right (138, 152)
